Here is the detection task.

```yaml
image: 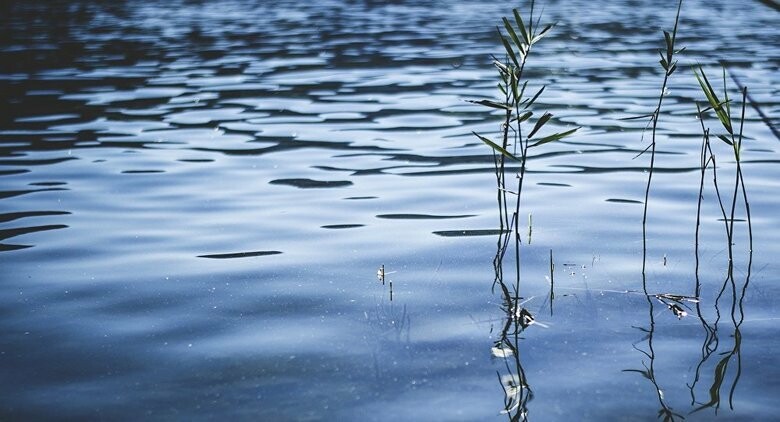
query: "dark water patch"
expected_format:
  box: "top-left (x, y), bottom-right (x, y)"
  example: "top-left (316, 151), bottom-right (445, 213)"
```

top-left (198, 250), bottom-right (282, 259)
top-left (433, 229), bottom-right (507, 237)
top-left (0, 211), bottom-right (70, 223)
top-left (0, 224), bottom-right (68, 242)
top-left (0, 157), bottom-right (77, 166)
top-left (537, 182), bottom-right (571, 187)
top-left (270, 178), bottom-right (352, 189)
top-left (0, 169), bottom-right (29, 176)
top-left (344, 196), bottom-right (378, 200)
top-left (177, 158), bottom-right (215, 163)
top-left (321, 224), bottom-right (365, 229)
top-left (0, 188), bottom-right (68, 200)
top-left (28, 181), bottom-right (67, 186)
top-left (0, 243), bottom-right (32, 252)
top-left (121, 170), bottom-right (165, 174)
top-left (377, 213), bottom-right (476, 220)
top-left (606, 198), bottom-right (643, 204)
top-left (553, 165), bottom-right (699, 174)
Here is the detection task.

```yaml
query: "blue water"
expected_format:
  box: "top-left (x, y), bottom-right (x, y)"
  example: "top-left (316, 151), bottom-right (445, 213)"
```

top-left (1, 0), bottom-right (779, 420)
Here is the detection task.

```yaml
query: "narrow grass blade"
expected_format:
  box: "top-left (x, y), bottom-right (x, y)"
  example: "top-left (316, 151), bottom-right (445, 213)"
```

top-left (512, 8), bottom-right (531, 45)
top-left (527, 112), bottom-right (553, 139)
top-left (694, 67), bottom-right (733, 134)
top-left (531, 24), bottom-right (555, 44)
top-left (498, 31), bottom-right (520, 68)
top-left (468, 99), bottom-right (511, 110)
top-left (512, 111), bottom-right (533, 123)
top-left (528, 127), bottom-right (579, 148)
top-left (473, 131), bottom-right (520, 161)
top-left (619, 113), bottom-right (655, 121)
top-left (716, 134), bottom-right (733, 146)
top-left (524, 85), bottom-right (546, 109)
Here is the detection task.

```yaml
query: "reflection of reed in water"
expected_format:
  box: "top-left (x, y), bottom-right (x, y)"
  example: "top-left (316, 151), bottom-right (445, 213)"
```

top-left (490, 213), bottom-right (556, 420)
top-left (364, 282), bottom-right (411, 384)
top-left (688, 251), bottom-right (752, 415)
top-left (625, 57), bottom-right (756, 420)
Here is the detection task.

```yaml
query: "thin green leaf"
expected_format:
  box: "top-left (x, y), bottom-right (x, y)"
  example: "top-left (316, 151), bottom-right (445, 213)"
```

top-left (502, 18), bottom-right (525, 63)
top-left (722, 67), bottom-right (732, 122)
top-left (694, 67), bottom-right (732, 134)
top-left (510, 73), bottom-right (519, 103)
top-left (700, 99), bottom-right (731, 114)
top-left (618, 113), bottom-right (655, 121)
top-left (531, 23), bottom-right (555, 45)
top-left (468, 99), bottom-right (511, 110)
top-left (524, 85), bottom-right (546, 110)
top-left (473, 132), bottom-right (520, 161)
top-left (528, 112), bottom-right (553, 139)
top-left (497, 31), bottom-right (520, 68)
top-left (717, 134), bottom-right (733, 146)
top-left (512, 9), bottom-right (531, 45)
top-left (512, 111), bottom-right (533, 123)
top-left (663, 31), bottom-right (673, 58)
top-left (622, 368), bottom-right (652, 381)
top-left (702, 69), bottom-right (733, 133)
top-left (667, 62), bottom-right (677, 76)
top-left (528, 127), bottom-right (579, 148)
top-left (658, 50), bottom-right (668, 70)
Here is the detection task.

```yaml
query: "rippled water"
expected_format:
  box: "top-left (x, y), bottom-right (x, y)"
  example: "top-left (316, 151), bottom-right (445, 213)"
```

top-left (1, 0), bottom-right (779, 420)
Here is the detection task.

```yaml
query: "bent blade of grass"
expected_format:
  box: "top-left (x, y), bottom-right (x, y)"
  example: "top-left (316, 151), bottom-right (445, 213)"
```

top-left (474, 131), bottom-right (521, 161)
top-left (527, 112), bottom-right (553, 139)
top-left (528, 127), bottom-right (579, 148)
top-left (694, 67), bottom-right (733, 134)
top-left (531, 23), bottom-right (555, 45)
top-left (619, 113), bottom-right (655, 121)
top-left (498, 31), bottom-right (520, 68)
top-left (469, 99), bottom-right (512, 110)
top-left (524, 85), bottom-right (546, 110)
top-left (512, 8), bottom-right (531, 45)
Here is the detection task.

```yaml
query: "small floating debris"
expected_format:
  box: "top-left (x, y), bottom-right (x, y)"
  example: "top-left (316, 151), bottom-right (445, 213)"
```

top-left (653, 293), bottom-right (699, 319)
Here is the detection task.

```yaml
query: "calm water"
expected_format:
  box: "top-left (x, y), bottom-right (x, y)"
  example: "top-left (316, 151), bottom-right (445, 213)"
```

top-left (1, 0), bottom-right (779, 420)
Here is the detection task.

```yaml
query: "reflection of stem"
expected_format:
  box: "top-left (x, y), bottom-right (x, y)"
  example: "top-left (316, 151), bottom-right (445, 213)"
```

top-left (549, 249), bottom-right (554, 317)
top-left (627, 287), bottom-right (684, 420)
top-left (689, 249), bottom-right (751, 414)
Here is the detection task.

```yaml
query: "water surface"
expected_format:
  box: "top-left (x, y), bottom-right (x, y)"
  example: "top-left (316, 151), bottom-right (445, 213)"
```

top-left (1, 0), bottom-right (779, 420)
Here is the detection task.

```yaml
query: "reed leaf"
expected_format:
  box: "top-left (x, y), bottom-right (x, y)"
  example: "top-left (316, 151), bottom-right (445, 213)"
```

top-left (524, 85), bottom-right (546, 109)
top-left (527, 112), bottom-right (552, 139)
top-left (468, 99), bottom-right (512, 110)
top-left (473, 131), bottom-right (520, 161)
top-left (498, 31), bottom-right (520, 68)
top-left (531, 24), bottom-right (555, 45)
top-left (528, 127), bottom-right (579, 148)
top-left (512, 8), bottom-right (531, 45)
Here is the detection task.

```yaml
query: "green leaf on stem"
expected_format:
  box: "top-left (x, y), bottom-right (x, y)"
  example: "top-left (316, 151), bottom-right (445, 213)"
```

top-left (528, 127), bottom-right (579, 148)
top-left (473, 131), bottom-right (520, 161)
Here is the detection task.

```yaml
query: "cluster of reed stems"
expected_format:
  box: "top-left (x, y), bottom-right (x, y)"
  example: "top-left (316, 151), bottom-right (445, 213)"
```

top-left (472, 2), bottom-right (579, 419)
top-left (622, 0), bottom-right (755, 418)
top-left (472, 0), bottom-right (758, 418)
